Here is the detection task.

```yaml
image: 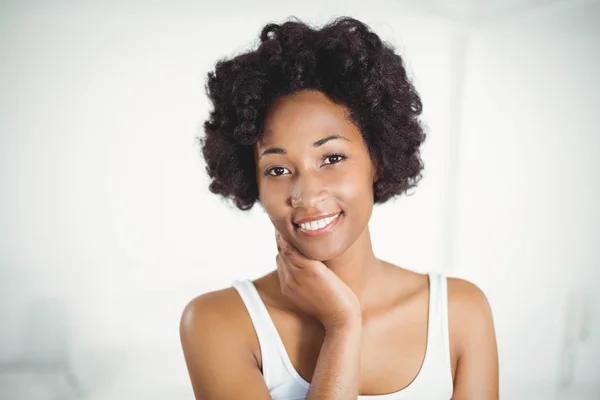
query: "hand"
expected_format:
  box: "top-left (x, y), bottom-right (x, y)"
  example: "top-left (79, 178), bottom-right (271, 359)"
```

top-left (275, 231), bottom-right (362, 331)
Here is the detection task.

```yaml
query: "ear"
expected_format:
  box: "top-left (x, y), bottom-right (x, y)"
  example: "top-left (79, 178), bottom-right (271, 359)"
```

top-left (371, 157), bottom-right (381, 182)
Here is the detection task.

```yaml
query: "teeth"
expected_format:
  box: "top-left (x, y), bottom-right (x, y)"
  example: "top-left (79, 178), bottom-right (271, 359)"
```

top-left (299, 214), bottom-right (339, 231)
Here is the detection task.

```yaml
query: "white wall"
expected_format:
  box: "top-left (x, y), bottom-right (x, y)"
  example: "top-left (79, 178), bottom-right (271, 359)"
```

top-left (0, 0), bottom-right (598, 399)
top-left (453, 1), bottom-right (600, 398)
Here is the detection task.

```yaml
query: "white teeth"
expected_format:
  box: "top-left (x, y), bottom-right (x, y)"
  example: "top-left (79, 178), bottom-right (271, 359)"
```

top-left (298, 213), bottom-right (339, 231)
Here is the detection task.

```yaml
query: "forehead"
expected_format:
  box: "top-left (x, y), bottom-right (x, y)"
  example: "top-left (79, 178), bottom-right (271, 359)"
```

top-left (258, 90), bottom-right (361, 146)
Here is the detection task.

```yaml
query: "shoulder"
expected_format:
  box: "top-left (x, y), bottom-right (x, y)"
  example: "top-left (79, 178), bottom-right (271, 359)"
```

top-left (179, 286), bottom-right (258, 360)
top-left (181, 286), bottom-right (243, 325)
top-left (445, 277), bottom-right (499, 396)
top-left (179, 286), bottom-right (273, 398)
top-left (446, 277), bottom-right (496, 355)
top-left (446, 277), bottom-right (491, 312)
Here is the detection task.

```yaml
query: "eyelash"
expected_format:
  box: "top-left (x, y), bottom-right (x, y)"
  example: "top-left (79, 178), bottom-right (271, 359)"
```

top-left (265, 153), bottom-right (347, 176)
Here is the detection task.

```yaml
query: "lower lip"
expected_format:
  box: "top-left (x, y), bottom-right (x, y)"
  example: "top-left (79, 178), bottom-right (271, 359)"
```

top-left (295, 212), bottom-right (342, 237)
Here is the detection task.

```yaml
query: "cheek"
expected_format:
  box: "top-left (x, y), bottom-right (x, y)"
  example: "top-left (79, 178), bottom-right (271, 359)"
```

top-left (331, 164), bottom-right (374, 205)
top-left (258, 181), bottom-right (289, 227)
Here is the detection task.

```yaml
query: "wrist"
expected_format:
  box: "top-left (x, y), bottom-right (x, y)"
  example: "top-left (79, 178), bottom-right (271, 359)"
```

top-left (324, 317), bottom-right (362, 335)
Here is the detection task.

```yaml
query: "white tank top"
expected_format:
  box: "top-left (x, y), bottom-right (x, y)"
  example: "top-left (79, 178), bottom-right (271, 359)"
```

top-left (232, 272), bottom-right (454, 400)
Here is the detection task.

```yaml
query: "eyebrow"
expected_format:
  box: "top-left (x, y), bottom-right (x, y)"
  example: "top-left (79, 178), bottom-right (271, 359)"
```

top-left (259, 134), bottom-right (349, 159)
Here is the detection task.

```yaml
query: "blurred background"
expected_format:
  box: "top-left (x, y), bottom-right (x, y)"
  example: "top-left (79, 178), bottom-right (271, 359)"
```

top-left (1, 0), bottom-right (599, 398)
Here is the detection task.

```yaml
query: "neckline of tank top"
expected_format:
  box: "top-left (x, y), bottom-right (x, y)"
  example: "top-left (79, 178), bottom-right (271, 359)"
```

top-left (241, 272), bottom-right (439, 398)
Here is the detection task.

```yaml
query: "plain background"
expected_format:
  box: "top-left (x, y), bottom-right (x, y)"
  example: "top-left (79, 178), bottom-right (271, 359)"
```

top-left (1, 0), bottom-right (599, 398)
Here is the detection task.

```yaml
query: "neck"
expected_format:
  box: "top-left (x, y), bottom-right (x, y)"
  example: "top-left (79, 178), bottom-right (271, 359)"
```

top-left (323, 226), bottom-right (385, 311)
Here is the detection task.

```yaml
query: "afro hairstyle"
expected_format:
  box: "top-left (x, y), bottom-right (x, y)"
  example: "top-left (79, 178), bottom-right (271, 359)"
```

top-left (201, 16), bottom-right (426, 210)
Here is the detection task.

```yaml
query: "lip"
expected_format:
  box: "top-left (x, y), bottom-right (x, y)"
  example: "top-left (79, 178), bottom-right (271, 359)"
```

top-left (295, 212), bottom-right (342, 237)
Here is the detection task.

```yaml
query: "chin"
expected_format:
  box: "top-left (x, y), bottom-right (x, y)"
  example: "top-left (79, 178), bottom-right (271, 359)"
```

top-left (295, 240), bottom-right (348, 263)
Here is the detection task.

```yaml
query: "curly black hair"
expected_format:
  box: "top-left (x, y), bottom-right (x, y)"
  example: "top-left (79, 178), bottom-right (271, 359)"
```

top-left (201, 16), bottom-right (426, 210)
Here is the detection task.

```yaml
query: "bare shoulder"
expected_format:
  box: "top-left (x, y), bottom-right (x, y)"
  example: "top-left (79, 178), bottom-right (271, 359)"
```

top-left (180, 286), bottom-right (270, 399)
top-left (446, 278), bottom-right (499, 398)
top-left (446, 277), bottom-right (496, 355)
top-left (180, 286), bottom-right (256, 351)
top-left (181, 286), bottom-right (242, 325)
top-left (447, 277), bottom-right (493, 317)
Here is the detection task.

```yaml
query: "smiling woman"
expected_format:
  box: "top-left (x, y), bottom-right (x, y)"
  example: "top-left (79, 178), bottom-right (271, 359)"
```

top-left (180, 16), bottom-right (498, 400)
top-left (256, 90), bottom-right (378, 262)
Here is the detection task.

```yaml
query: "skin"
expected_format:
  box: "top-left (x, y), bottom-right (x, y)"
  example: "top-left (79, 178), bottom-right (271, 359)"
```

top-left (180, 89), bottom-right (499, 399)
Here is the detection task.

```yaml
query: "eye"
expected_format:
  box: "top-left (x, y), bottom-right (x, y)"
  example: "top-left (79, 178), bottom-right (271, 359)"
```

top-left (322, 153), bottom-right (346, 166)
top-left (266, 166), bottom-right (290, 176)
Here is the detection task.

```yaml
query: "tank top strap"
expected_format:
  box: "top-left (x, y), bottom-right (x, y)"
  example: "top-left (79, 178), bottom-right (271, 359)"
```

top-left (232, 279), bottom-right (288, 388)
top-left (424, 272), bottom-right (453, 393)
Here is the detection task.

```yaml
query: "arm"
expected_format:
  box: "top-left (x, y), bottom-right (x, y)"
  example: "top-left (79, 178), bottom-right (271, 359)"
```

top-left (448, 278), bottom-right (499, 400)
top-left (306, 322), bottom-right (362, 400)
top-left (180, 291), bottom-right (272, 400)
top-left (274, 232), bottom-right (364, 399)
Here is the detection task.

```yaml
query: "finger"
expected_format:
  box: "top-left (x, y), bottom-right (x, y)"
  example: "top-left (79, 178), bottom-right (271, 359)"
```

top-left (277, 233), bottom-right (298, 254)
top-left (275, 231), bottom-right (282, 253)
top-left (279, 242), bottom-right (309, 269)
top-left (275, 253), bottom-right (287, 287)
top-left (276, 253), bottom-right (299, 290)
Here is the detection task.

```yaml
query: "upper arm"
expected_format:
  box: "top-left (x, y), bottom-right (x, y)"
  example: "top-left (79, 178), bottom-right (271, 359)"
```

top-left (448, 278), bottom-right (499, 400)
top-left (179, 290), bottom-right (272, 400)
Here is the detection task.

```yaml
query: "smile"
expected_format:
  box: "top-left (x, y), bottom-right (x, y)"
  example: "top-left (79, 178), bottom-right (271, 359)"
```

top-left (295, 212), bottom-right (342, 237)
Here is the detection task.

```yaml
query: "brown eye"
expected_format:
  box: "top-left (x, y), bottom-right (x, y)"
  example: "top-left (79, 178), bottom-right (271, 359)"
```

top-left (323, 154), bottom-right (346, 165)
top-left (266, 166), bottom-right (289, 176)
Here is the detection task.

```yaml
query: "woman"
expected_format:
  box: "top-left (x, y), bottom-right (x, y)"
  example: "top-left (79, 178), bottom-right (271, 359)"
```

top-left (180, 16), bottom-right (498, 399)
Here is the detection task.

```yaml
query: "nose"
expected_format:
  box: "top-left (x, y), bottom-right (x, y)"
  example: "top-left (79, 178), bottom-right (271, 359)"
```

top-left (290, 171), bottom-right (328, 209)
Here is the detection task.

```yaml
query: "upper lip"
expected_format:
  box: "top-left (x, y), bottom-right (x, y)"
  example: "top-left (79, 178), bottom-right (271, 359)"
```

top-left (293, 212), bottom-right (341, 225)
